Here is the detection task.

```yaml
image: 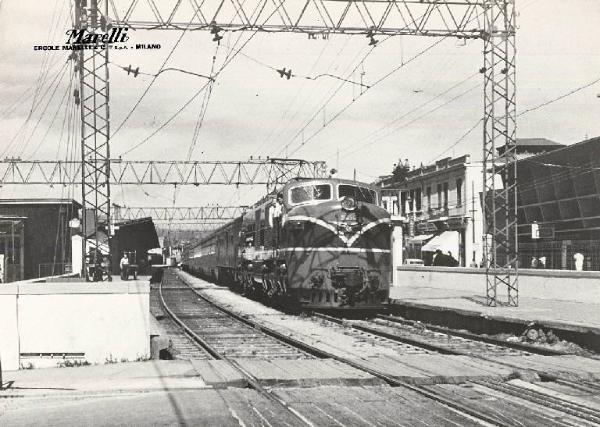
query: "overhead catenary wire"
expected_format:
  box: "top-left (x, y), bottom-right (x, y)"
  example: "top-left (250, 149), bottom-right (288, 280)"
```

top-left (111, 7), bottom-right (205, 139)
top-left (27, 62), bottom-right (76, 159)
top-left (17, 62), bottom-right (71, 158)
top-left (120, 0), bottom-right (287, 158)
top-left (112, 63), bottom-right (214, 81)
top-left (1, 60), bottom-right (71, 159)
top-left (252, 35), bottom-right (340, 156)
top-left (334, 71), bottom-right (480, 160)
top-left (284, 37), bottom-right (456, 158)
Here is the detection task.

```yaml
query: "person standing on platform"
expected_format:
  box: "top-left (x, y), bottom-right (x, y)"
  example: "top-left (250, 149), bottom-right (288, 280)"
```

top-left (530, 257), bottom-right (538, 269)
top-left (538, 255), bottom-right (547, 269)
top-left (120, 253), bottom-right (130, 280)
top-left (574, 252), bottom-right (584, 271)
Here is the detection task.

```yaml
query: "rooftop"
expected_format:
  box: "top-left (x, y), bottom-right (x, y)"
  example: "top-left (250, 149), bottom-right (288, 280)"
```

top-left (0, 198), bottom-right (82, 207)
top-left (516, 137), bottom-right (565, 147)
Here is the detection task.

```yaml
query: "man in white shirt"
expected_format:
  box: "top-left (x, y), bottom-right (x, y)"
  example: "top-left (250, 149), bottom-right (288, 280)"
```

top-left (574, 252), bottom-right (584, 271)
top-left (120, 253), bottom-right (130, 280)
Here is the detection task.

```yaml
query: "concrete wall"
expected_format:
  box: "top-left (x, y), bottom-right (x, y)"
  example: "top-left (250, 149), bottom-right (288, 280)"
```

top-left (0, 281), bottom-right (150, 371)
top-left (393, 266), bottom-right (600, 304)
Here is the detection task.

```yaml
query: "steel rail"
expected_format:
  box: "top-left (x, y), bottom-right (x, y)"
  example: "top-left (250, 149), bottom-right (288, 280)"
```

top-left (313, 312), bottom-right (600, 425)
top-left (376, 314), bottom-right (569, 356)
top-left (158, 275), bottom-right (315, 427)
top-left (175, 271), bottom-right (512, 426)
top-left (314, 312), bottom-right (585, 379)
top-left (167, 269), bottom-right (598, 425)
top-left (472, 379), bottom-right (600, 425)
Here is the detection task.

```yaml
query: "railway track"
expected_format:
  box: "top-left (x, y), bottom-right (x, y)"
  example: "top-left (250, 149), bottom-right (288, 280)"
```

top-left (312, 313), bottom-right (553, 358)
top-left (160, 271), bottom-right (311, 360)
top-left (160, 269), bottom-right (600, 426)
top-left (150, 285), bottom-right (211, 360)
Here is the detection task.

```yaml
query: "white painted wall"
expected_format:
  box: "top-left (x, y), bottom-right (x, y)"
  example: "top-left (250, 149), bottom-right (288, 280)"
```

top-left (391, 216), bottom-right (404, 286)
top-left (0, 285), bottom-right (19, 371)
top-left (392, 266), bottom-right (600, 304)
top-left (0, 281), bottom-right (150, 371)
top-left (72, 235), bottom-right (83, 277)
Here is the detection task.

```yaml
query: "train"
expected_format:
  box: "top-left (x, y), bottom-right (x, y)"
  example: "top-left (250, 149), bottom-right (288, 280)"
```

top-left (182, 177), bottom-right (392, 310)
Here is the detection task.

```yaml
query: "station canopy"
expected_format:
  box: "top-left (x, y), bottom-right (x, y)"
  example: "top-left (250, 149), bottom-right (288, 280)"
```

top-left (421, 231), bottom-right (460, 254)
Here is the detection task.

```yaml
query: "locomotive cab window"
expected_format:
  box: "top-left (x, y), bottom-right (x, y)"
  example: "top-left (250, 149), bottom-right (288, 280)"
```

top-left (338, 185), bottom-right (377, 204)
top-left (290, 184), bottom-right (332, 205)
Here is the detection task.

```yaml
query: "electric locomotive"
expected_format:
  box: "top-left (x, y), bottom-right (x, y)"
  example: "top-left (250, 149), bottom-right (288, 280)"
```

top-left (183, 178), bottom-right (392, 309)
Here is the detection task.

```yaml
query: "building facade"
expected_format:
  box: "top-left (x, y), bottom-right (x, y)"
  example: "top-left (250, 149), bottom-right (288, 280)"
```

top-left (515, 136), bottom-right (600, 270)
top-left (0, 199), bottom-right (80, 281)
top-left (378, 155), bottom-right (485, 267)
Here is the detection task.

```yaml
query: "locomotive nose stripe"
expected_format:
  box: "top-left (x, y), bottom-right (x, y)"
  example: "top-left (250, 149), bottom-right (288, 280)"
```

top-left (279, 247), bottom-right (391, 253)
top-left (284, 215), bottom-right (390, 247)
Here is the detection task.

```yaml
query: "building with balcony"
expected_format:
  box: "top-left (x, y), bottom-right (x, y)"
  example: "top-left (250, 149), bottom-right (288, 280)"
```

top-left (378, 155), bottom-right (485, 267)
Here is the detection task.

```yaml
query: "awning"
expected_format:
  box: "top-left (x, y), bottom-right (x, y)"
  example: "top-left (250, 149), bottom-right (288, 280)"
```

top-left (421, 231), bottom-right (459, 254)
top-left (406, 234), bottom-right (433, 244)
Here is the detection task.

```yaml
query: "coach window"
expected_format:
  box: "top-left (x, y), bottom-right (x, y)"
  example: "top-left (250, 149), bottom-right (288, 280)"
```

top-left (290, 184), bottom-right (332, 205)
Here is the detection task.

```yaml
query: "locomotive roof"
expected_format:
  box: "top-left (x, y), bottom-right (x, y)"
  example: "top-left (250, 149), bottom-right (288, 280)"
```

top-left (282, 177), bottom-right (378, 191)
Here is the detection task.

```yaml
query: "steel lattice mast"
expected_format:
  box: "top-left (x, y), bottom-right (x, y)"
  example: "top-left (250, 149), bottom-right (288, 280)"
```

top-left (482, 0), bottom-right (518, 306)
top-left (75, 0), bottom-right (112, 276)
top-left (72, 0), bottom-right (517, 304)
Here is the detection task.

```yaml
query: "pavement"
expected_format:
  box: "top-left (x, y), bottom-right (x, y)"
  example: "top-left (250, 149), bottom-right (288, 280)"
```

top-left (390, 286), bottom-right (600, 331)
top-left (0, 360), bottom-right (475, 426)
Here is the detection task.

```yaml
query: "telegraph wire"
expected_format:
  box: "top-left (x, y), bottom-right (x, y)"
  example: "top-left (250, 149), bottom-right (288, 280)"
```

top-left (428, 118), bottom-right (483, 162)
top-left (339, 83), bottom-right (481, 160)
top-left (335, 71), bottom-right (480, 160)
top-left (424, 74), bottom-right (600, 165)
top-left (518, 75), bottom-right (600, 116)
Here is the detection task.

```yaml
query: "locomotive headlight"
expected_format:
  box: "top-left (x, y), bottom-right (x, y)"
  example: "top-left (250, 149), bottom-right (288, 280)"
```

top-left (341, 196), bottom-right (356, 211)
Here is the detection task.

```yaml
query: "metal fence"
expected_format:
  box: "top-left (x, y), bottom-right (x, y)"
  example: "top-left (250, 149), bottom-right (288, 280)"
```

top-left (37, 263), bottom-right (72, 278)
top-left (518, 241), bottom-right (600, 271)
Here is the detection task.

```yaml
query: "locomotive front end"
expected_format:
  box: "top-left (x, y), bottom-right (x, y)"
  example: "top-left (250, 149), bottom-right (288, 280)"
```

top-left (280, 180), bottom-right (392, 309)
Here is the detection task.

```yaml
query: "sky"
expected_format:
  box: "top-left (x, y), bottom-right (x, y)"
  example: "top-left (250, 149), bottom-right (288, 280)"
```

top-left (1, 0), bottom-right (599, 215)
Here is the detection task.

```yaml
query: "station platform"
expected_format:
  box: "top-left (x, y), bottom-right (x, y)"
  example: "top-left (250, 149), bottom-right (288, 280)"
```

top-left (0, 360), bottom-right (405, 426)
top-left (390, 285), bottom-right (600, 352)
